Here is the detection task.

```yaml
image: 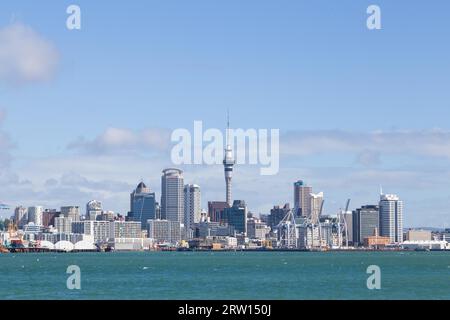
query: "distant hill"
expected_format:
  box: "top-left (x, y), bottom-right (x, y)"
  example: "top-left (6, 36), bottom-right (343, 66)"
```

top-left (404, 227), bottom-right (446, 232)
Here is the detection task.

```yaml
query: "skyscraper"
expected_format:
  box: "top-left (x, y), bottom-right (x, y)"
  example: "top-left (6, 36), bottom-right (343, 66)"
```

top-left (208, 201), bottom-right (229, 223)
top-left (294, 180), bottom-right (312, 217)
top-left (223, 113), bottom-right (235, 207)
top-left (352, 205), bottom-right (379, 246)
top-left (28, 206), bottom-right (43, 226)
top-left (184, 184), bottom-right (201, 230)
top-left (61, 206), bottom-right (80, 221)
top-left (310, 192), bottom-right (324, 220)
top-left (269, 203), bottom-right (291, 230)
top-left (161, 168), bottom-right (184, 223)
top-left (86, 200), bottom-right (103, 221)
top-left (14, 206), bottom-right (28, 228)
top-left (129, 182), bottom-right (156, 229)
top-left (379, 194), bottom-right (403, 244)
top-left (223, 200), bottom-right (247, 234)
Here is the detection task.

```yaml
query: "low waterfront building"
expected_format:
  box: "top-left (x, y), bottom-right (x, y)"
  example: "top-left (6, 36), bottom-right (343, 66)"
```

top-left (402, 240), bottom-right (449, 251)
top-left (195, 221), bottom-right (234, 238)
top-left (147, 219), bottom-right (181, 245)
top-left (107, 238), bottom-right (154, 251)
top-left (247, 218), bottom-right (271, 240)
top-left (405, 229), bottom-right (432, 241)
top-left (72, 220), bottom-right (111, 243)
top-left (363, 235), bottom-right (391, 248)
top-left (110, 221), bottom-right (142, 239)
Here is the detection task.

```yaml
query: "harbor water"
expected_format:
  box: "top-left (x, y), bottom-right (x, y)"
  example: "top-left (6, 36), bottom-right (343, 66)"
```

top-left (0, 251), bottom-right (449, 300)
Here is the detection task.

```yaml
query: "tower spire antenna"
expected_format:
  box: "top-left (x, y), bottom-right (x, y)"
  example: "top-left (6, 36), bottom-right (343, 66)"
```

top-left (226, 108), bottom-right (230, 146)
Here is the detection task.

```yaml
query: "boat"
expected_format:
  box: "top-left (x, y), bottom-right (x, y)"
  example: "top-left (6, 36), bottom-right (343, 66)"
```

top-left (0, 245), bottom-right (9, 253)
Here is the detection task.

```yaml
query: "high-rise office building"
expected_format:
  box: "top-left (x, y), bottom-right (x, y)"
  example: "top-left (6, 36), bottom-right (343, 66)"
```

top-left (208, 201), bottom-right (229, 223)
top-left (161, 168), bottom-right (184, 223)
top-left (61, 206), bottom-right (80, 222)
top-left (352, 205), bottom-right (379, 246)
top-left (42, 209), bottom-right (59, 227)
top-left (28, 206), bottom-right (43, 226)
top-left (86, 200), bottom-right (103, 221)
top-left (129, 182), bottom-right (156, 229)
top-left (224, 200), bottom-right (247, 234)
top-left (379, 194), bottom-right (403, 244)
top-left (55, 216), bottom-right (73, 234)
top-left (184, 184), bottom-right (201, 230)
top-left (14, 206), bottom-right (28, 228)
top-left (310, 192), bottom-right (324, 220)
top-left (294, 180), bottom-right (312, 217)
top-left (269, 203), bottom-right (291, 230)
top-left (342, 211), bottom-right (353, 244)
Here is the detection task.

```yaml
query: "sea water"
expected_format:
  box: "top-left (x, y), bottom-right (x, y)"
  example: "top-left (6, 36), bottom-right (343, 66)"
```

top-left (0, 251), bottom-right (449, 300)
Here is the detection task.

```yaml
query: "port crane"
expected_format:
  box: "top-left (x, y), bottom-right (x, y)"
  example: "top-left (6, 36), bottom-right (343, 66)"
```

top-left (276, 208), bottom-right (297, 249)
top-left (337, 199), bottom-right (351, 248)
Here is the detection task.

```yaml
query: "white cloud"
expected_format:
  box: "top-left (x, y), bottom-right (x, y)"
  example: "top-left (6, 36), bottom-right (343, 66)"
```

top-left (281, 129), bottom-right (450, 159)
top-left (68, 127), bottom-right (172, 154)
top-left (0, 109), bottom-right (13, 168)
top-left (0, 22), bottom-right (59, 85)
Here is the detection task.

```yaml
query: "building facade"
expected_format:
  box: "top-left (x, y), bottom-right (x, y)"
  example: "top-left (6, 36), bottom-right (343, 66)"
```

top-left (269, 204), bottom-right (291, 231)
top-left (129, 182), bottom-right (156, 230)
top-left (161, 168), bottom-right (184, 223)
top-left (147, 219), bottom-right (181, 244)
top-left (224, 200), bottom-right (247, 235)
top-left (352, 205), bottom-right (379, 246)
top-left (379, 194), bottom-right (403, 244)
top-left (208, 201), bottom-right (229, 223)
top-left (184, 184), bottom-right (201, 231)
top-left (72, 220), bottom-right (111, 243)
top-left (14, 206), bottom-right (28, 228)
top-left (110, 221), bottom-right (142, 239)
top-left (61, 206), bottom-right (80, 222)
top-left (294, 180), bottom-right (312, 217)
top-left (55, 216), bottom-right (73, 234)
top-left (86, 200), bottom-right (103, 221)
top-left (28, 206), bottom-right (43, 226)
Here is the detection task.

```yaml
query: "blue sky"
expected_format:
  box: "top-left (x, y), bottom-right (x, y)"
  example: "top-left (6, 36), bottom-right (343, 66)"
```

top-left (1, 1), bottom-right (450, 227)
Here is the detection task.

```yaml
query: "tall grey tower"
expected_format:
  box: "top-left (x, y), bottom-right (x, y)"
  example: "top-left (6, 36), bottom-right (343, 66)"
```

top-left (161, 168), bottom-right (184, 223)
top-left (223, 112), bottom-right (235, 207)
top-left (379, 193), bottom-right (403, 244)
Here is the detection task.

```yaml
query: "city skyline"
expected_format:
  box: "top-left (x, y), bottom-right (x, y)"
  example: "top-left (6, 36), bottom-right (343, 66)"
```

top-left (1, 1), bottom-right (450, 227)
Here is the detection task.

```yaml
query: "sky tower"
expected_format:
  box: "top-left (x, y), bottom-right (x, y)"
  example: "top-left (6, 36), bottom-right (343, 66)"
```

top-left (223, 111), bottom-right (235, 207)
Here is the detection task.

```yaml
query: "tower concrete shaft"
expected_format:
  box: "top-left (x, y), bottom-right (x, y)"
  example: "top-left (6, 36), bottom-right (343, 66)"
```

top-left (223, 144), bottom-right (235, 207)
